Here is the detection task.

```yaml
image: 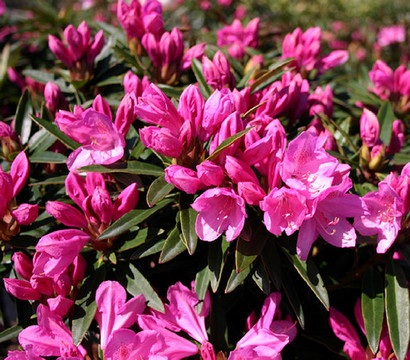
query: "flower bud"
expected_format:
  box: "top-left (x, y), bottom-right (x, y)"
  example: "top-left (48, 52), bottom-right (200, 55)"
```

top-left (165, 165), bottom-right (204, 194)
top-left (360, 109), bottom-right (380, 147)
top-left (196, 161), bottom-right (225, 187)
top-left (12, 252), bottom-right (33, 281)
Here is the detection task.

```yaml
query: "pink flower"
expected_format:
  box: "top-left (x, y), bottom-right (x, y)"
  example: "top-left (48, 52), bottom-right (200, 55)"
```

top-left (96, 281), bottom-right (146, 350)
top-left (354, 180), bottom-right (403, 253)
top-left (191, 187), bottom-right (247, 242)
top-left (308, 85), bottom-right (333, 118)
top-left (18, 305), bottom-right (86, 358)
top-left (217, 18), bottom-right (260, 59)
top-left (377, 25), bottom-right (406, 47)
top-left (55, 107), bottom-right (126, 171)
top-left (44, 82), bottom-right (68, 117)
top-left (360, 108), bottom-right (380, 147)
top-left (202, 50), bottom-right (236, 89)
top-left (229, 293), bottom-right (296, 359)
top-left (165, 165), bottom-right (205, 194)
top-left (282, 27), bottom-right (348, 75)
top-left (261, 187), bottom-right (307, 236)
top-left (386, 119), bottom-right (405, 155)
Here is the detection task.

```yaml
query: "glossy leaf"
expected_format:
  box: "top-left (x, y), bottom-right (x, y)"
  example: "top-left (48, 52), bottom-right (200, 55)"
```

top-left (377, 101), bottom-right (395, 146)
top-left (362, 267), bottom-right (384, 354)
top-left (78, 161), bottom-right (164, 176)
top-left (147, 175), bottom-right (174, 207)
top-left (159, 226), bottom-right (186, 263)
top-left (29, 151), bottom-right (67, 163)
top-left (98, 198), bottom-right (174, 240)
top-left (208, 239), bottom-right (229, 293)
top-left (14, 90), bottom-right (31, 144)
top-left (385, 260), bottom-right (410, 360)
top-left (281, 245), bottom-right (329, 310)
top-left (225, 266), bottom-right (251, 294)
top-left (281, 270), bottom-right (305, 329)
top-left (195, 265), bottom-right (210, 314)
top-left (179, 208), bottom-right (198, 255)
top-left (191, 58), bottom-right (212, 99)
top-left (125, 263), bottom-right (164, 312)
top-left (0, 325), bottom-right (23, 344)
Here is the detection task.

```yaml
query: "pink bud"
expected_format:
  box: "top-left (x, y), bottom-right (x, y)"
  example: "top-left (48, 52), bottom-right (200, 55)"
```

top-left (12, 252), bottom-right (33, 281)
top-left (225, 155), bottom-right (259, 184)
top-left (139, 126), bottom-right (183, 158)
top-left (318, 50), bottom-right (348, 72)
top-left (64, 24), bottom-right (86, 61)
top-left (91, 187), bottom-right (113, 224)
top-left (142, 33), bottom-right (161, 66)
top-left (213, 50), bottom-right (235, 88)
top-left (124, 71), bottom-right (144, 96)
top-left (66, 172), bottom-right (88, 209)
top-left (48, 35), bottom-right (73, 67)
top-left (165, 165), bottom-right (204, 194)
top-left (71, 255), bottom-right (87, 287)
top-left (7, 67), bottom-right (26, 88)
top-left (386, 120), bottom-right (405, 155)
top-left (202, 89), bottom-right (234, 138)
top-left (181, 43), bottom-right (206, 71)
top-left (87, 30), bottom-right (104, 64)
top-left (0, 171), bottom-right (14, 204)
top-left (45, 82), bottom-right (67, 115)
top-left (143, 13), bottom-right (164, 38)
top-left (30, 275), bottom-right (54, 297)
top-left (196, 161), bottom-right (225, 187)
top-left (12, 203), bottom-right (38, 225)
top-left (237, 181), bottom-right (265, 205)
top-left (53, 272), bottom-right (72, 297)
top-left (47, 295), bottom-right (74, 317)
top-left (3, 278), bottom-right (41, 300)
top-left (178, 85), bottom-right (204, 138)
top-left (46, 201), bottom-right (88, 228)
top-left (93, 94), bottom-right (112, 119)
top-left (115, 93), bottom-right (137, 136)
top-left (113, 183), bottom-right (139, 221)
top-left (10, 151), bottom-right (30, 197)
top-left (360, 109), bottom-right (380, 147)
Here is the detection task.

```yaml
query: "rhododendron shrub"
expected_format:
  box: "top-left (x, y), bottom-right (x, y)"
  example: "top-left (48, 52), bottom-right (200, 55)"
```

top-left (0, 0), bottom-right (408, 359)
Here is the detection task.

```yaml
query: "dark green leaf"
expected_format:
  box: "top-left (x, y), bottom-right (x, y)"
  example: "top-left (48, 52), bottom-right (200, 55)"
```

top-left (235, 225), bottom-right (268, 272)
top-left (30, 115), bottom-right (80, 150)
top-left (191, 58), bottom-right (212, 99)
top-left (157, 84), bottom-right (184, 98)
top-left (281, 245), bottom-right (329, 310)
top-left (377, 101), bottom-right (395, 146)
top-left (130, 237), bottom-right (166, 259)
top-left (237, 66), bottom-right (257, 89)
top-left (179, 208), bottom-right (198, 255)
top-left (98, 198), bottom-right (174, 240)
top-left (117, 227), bottom-right (163, 253)
top-left (385, 260), bottom-right (410, 360)
top-left (159, 226), bottom-right (186, 263)
top-left (362, 267), bottom-right (384, 354)
top-left (29, 175), bottom-right (67, 186)
top-left (29, 151), bottom-right (67, 163)
top-left (0, 325), bottom-right (23, 344)
top-left (125, 263), bottom-right (164, 312)
top-left (250, 69), bottom-right (289, 94)
top-left (72, 264), bottom-right (106, 346)
top-left (252, 261), bottom-right (270, 294)
top-left (79, 161), bottom-right (164, 176)
top-left (208, 239), bottom-right (229, 292)
top-left (205, 127), bottom-right (254, 162)
top-left (14, 90), bottom-right (31, 143)
top-left (147, 175), bottom-right (174, 207)
top-left (393, 152), bottom-right (410, 165)
top-left (225, 266), bottom-right (251, 294)
top-left (261, 240), bottom-right (282, 290)
top-left (195, 265), bottom-right (210, 314)
top-left (281, 270), bottom-right (305, 329)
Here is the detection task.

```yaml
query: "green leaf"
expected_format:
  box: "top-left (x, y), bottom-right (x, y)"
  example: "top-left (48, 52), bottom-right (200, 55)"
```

top-left (385, 260), bottom-right (410, 360)
top-left (117, 227), bottom-right (163, 253)
top-left (250, 69), bottom-right (289, 94)
top-left (79, 161), bottom-right (164, 176)
top-left (261, 240), bottom-right (282, 290)
top-left (147, 175), bottom-right (174, 207)
top-left (179, 208), bottom-right (198, 255)
top-left (98, 198), bottom-right (174, 240)
top-left (157, 84), bottom-right (184, 98)
top-left (377, 101), bottom-right (395, 146)
top-left (29, 175), bottom-right (67, 186)
top-left (362, 267), bottom-right (384, 354)
top-left (237, 66), bottom-right (257, 89)
top-left (281, 245), bottom-right (329, 310)
top-left (29, 151), bottom-right (67, 163)
top-left (130, 238), bottom-right (166, 259)
top-left (205, 127), bottom-right (254, 162)
top-left (208, 239), bottom-right (229, 292)
top-left (159, 226), bottom-right (186, 263)
top-left (225, 266), bottom-right (251, 294)
top-left (250, 58), bottom-right (293, 94)
top-left (281, 270), bottom-right (305, 329)
top-left (0, 325), bottom-right (23, 343)
top-left (252, 261), bottom-right (271, 294)
top-left (393, 152), bottom-right (410, 165)
top-left (235, 224), bottom-right (268, 272)
top-left (29, 128), bottom-right (58, 154)
top-left (125, 263), bottom-right (164, 312)
top-left (195, 265), bottom-right (210, 314)
top-left (14, 90), bottom-right (31, 144)
top-left (30, 115), bottom-right (80, 150)
top-left (191, 58), bottom-right (212, 99)
top-left (112, 45), bottom-right (144, 73)
top-left (72, 263), bottom-right (106, 346)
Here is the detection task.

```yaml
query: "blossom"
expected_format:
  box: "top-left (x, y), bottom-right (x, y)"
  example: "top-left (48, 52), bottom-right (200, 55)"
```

top-left (360, 108), bottom-right (380, 147)
top-left (377, 25), bottom-right (406, 47)
top-left (191, 187), bottom-right (247, 242)
top-left (354, 180), bottom-right (403, 253)
top-left (96, 281), bottom-right (146, 350)
top-left (217, 18), bottom-right (260, 59)
top-left (202, 50), bottom-right (236, 89)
